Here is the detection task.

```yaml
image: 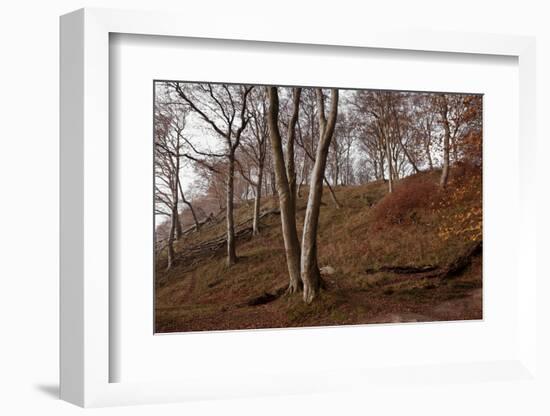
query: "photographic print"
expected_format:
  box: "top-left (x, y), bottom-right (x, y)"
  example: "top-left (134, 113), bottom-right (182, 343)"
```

top-left (154, 82), bottom-right (482, 333)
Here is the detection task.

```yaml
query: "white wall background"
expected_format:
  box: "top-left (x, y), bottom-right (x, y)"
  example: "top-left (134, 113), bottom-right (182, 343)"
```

top-left (0, 1), bottom-right (548, 415)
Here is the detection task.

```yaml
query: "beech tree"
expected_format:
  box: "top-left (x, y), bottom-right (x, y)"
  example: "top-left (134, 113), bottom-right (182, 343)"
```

top-left (295, 89), bottom-right (342, 208)
top-left (286, 88), bottom-right (302, 212)
top-left (354, 91), bottom-right (396, 192)
top-left (169, 83), bottom-right (253, 266)
top-left (237, 88), bottom-right (269, 235)
top-left (435, 94), bottom-right (469, 188)
top-left (154, 100), bottom-right (190, 269)
top-left (330, 111), bottom-right (358, 186)
top-left (267, 86), bottom-right (303, 293)
top-left (438, 94), bottom-right (451, 188)
top-left (410, 94), bottom-right (437, 170)
top-left (301, 88), bottom-right (339, 303)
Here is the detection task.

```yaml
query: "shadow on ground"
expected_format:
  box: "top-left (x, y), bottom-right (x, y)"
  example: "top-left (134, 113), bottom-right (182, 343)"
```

top-left (34, 383), bottom-right (59, 399)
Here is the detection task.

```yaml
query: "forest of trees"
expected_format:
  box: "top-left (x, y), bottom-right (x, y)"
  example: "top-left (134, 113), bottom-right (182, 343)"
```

top-left (154, 82), bottom-right (482, 307)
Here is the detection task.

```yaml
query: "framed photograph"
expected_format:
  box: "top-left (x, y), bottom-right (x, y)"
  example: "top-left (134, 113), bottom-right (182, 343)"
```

top-left (152, 80), bottom-right (484, 333)
top-left (60, 7), bottom-right (539, 409)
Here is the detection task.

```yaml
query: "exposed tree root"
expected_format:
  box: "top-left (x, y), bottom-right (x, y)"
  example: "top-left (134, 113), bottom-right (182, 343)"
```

top-left (244, 285), bottom-right (287, 307)
top-left (436, 240), bottom-right (482, 279)
top-left (365, 241), bottom-right (482, 280)
top-left (245, 272), bottom-right (329, 307)
top-left (365, 264), bottom-right (438, 275)
top-left (286, 280), bottom-right (303, 295)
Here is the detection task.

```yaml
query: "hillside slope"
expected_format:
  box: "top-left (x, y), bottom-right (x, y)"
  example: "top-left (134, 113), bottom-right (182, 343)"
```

top-left (155, 166), bottom-right (482, 332)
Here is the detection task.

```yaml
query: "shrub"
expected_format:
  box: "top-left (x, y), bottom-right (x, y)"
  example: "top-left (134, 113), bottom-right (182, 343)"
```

top-left (370, 175), bottom-right (439, 228)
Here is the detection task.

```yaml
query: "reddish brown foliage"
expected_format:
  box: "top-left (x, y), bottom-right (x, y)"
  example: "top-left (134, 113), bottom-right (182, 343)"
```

top-left (370, 174), bottom-right (440, 228)
top-left (436, 162), bottom-right (482, 243)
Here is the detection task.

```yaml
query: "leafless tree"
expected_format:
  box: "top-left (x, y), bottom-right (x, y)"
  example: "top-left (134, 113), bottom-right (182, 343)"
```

top-left (267, 86), bottom-right (303, 293)
top-left (409, 94), bottom-right (437, 170)
top-left (236, 88), bottom-right (268, 235)
top-left (168, 83), bottom-right (253, 266)
top-left (296, 89), bottom-right (342, 207)
top-left (435, 94), bottom-right (468, 188)
top-left (301, 88), bottom-right (339, 303)
top-left (329, 111), bottom-right (358, 186)
top-left (154, 99), bottom-right (190, 269)
top-left (286, 88), bottom-right (302, 213)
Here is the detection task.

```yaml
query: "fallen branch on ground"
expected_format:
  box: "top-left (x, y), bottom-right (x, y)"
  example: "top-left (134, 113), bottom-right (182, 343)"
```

top-left (157, 208), bottom-right (281, 282)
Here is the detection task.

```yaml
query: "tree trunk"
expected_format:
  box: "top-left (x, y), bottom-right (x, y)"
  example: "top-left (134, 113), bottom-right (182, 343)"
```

top-left (297, 126), bottom-right (341, 209)
top-left (244, 180), bottom-right (250, 203)
top-left (226, 150), bottom-right (238, 266)
top-left (333, 158), bottom-right (340, 187)
top-left (263, 166), bottom-right (270, 198)
top-left (178, 179), bottom-right (200, 231)
top-left (297, 155), bottom-right (307, 198)
top-left (391, 145), bottom-right (400, 180)
top-left (379, 150), bottom-right (386, 181)
top-left (252, 163), bottom-right (263, 236)
top-left (392, 105), bottom-right (420, 174)
top-left (439, 95), bottom-right (451, 188)
top-left (267, 87), bottom-right (302, 293)
top-left (385, 136), bottom-right (393, 193)
top-left (297, 122), bottom-right (308, 198)
top-left (452, 136), bottom-right (458, 163)
top-left (270, 170), bottom-right (277, 196)
top-left (425, 120), bottom-right (434, 170)
top-left (426, 142), bottom-right (434, 170)
top-left (324, 176), bottom-right (341, 209)
top-left (286, 88), bottom-right (301, 211)
top-left (174, 213), bottom-right (182, 240)
top-left (301, 88), bottom-right (339, 303)
top-left (166, 204), bottom-right (177, 270)
top-left (173, 148), bottom-right (182, 240)
top-left (345, 145), bottom-right (351, 185)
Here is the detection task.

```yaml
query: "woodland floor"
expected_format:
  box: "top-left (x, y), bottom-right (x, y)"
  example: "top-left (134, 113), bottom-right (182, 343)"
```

top-left (155, 166), bottom-right (482, 333)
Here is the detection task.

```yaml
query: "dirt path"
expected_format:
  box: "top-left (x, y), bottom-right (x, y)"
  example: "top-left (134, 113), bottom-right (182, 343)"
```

top-left (431, 288), bottom-right (482, 320)
top-left (372, 288), bottom-right (482, 323)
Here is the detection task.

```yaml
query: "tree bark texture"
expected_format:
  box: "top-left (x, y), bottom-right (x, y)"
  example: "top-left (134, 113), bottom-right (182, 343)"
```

top-left (267, 87), bottom-right (303, 293)
top-left (286, 88), bottom-right (302, 212)
top-left (301, 88), bottom-right (339, 303)
top-left (226, 151), bottom-right (238, 265)
top-left (252, 163), bottom-right (263, 235)
top-left (439, 95), bottom-right (451, 188)
top-left (178, 178), bottom-right (200, 231)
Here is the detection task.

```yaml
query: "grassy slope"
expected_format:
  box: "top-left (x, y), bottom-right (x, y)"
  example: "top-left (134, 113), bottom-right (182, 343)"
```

top-left (155, 166), bottom-right (482, 332)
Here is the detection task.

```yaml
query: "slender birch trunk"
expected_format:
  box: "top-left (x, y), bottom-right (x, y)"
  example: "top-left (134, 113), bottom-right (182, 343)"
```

top-left (167, 183), bottom-right (178, 270)
top-left (173, 155), bottom-right (182, 240)
top-left (226, 150), bottom-right (238, 265)
top-left (385, 134), bottom-right (394, 193)
top-left (425, 119), bottom-right (434, 170)
top-left (166, 211), bottom-right (176, 270)
top-left (297, 155), bottom-right (307, 198)
top-left (252, 162), bottom-right (263, 236)
top-left (439, 95), bottom-right (451, 188)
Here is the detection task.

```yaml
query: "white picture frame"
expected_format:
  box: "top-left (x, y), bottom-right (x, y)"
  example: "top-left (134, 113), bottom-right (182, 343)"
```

top-left (60, 7), bottom-right (539, 408)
